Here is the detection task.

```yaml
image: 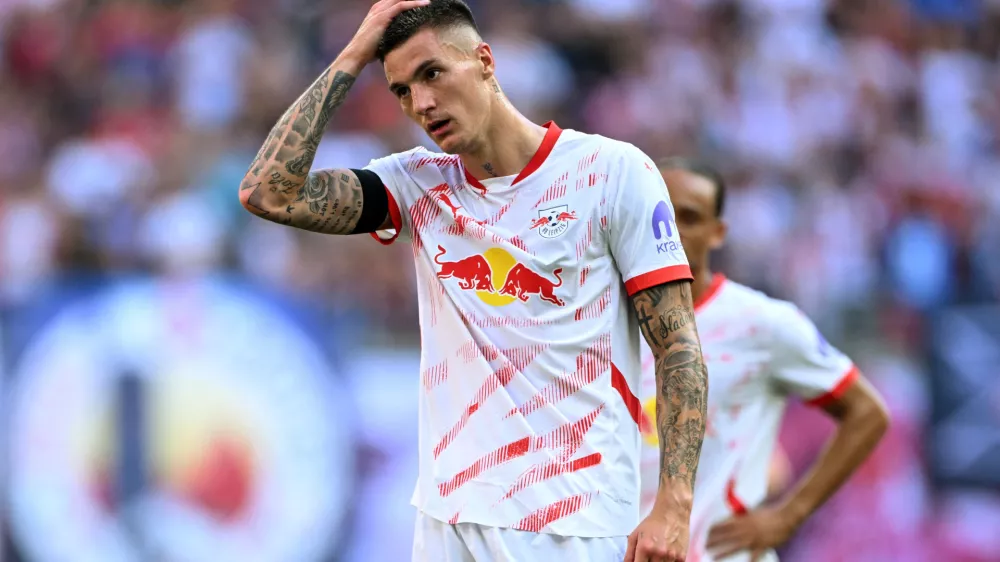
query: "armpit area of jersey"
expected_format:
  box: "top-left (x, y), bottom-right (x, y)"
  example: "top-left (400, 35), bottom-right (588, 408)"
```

top-left (350, 168), bottom-right (389, 234)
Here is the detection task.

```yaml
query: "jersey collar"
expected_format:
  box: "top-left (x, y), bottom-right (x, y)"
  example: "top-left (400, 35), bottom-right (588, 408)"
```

top-left (463, 121), bottom-right (563, 193)
top-left (694, 273), bottom-right (726, 313)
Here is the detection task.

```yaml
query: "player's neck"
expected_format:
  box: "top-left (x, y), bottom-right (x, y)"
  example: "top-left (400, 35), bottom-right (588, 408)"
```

top-left (461, 105), bottom-right (546, 181)
top-left (691, 267), bottom-right (716, 305)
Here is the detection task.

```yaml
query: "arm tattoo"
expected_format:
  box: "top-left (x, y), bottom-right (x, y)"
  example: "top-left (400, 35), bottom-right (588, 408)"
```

top-left (241, 68), bottom-right (366, 234)
top-left (631, 281), bottom-right (708, 491)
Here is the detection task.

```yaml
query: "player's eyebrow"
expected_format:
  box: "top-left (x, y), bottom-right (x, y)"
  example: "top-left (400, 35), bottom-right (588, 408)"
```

top-left (388, 59), bottom-right (439, 94)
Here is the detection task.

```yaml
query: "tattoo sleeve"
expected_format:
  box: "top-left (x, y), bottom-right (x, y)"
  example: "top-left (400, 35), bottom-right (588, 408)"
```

top-left (631, 280), bottom-right (708, 496)
top-left (239, 66), bottom-right (388, 234)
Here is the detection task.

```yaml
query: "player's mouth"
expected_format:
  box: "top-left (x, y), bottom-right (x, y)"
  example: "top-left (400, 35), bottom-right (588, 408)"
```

top-left (428, 119), bottom-right (453, 138)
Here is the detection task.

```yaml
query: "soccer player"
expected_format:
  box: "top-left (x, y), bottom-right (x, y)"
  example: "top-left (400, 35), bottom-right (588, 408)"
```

top-left (238, 1), bottom-right (709, 561)
top-left (637, 158), bottom-right (890, 561)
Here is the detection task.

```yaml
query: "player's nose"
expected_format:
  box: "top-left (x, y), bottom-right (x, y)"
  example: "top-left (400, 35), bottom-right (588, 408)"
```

top-left (411, 84), bottom-right (437, 116)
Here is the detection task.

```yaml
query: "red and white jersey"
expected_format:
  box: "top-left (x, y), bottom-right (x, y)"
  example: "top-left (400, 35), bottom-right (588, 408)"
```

top-left (638, 275), bottom-right (858, 561)
top-left (364, 122), bottom-right (691, 537)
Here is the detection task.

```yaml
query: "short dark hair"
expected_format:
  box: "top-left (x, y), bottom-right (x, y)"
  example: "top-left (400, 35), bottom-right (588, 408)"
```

top-left (376, 0), bottom-right (480, 62)
top-left (657, 157), bottom-right (727, 218)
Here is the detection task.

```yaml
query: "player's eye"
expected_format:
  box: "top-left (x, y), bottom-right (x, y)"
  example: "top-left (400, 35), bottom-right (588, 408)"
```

top-left (396, 86), bottom-right (411, 99)
top-left (426, 68), bottom-right (441, 81)
top-left (677, 209), bottom-right (700, 225)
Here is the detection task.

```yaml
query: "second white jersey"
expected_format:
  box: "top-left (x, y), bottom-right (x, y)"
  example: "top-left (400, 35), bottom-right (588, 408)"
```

top-left (639, 276), bottom-right (857, 562)
top-left (366, 123), bottom-right (692, 537)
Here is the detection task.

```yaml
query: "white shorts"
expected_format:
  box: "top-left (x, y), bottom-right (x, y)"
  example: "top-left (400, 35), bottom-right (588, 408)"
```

top-left (412, 511), bottom-right (627, 562)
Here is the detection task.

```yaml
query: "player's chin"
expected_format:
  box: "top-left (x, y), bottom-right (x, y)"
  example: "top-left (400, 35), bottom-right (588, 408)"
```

top-left (434, 135), bottom-right (465, 155)
top-left (432, 128), bottom-right (474, 155)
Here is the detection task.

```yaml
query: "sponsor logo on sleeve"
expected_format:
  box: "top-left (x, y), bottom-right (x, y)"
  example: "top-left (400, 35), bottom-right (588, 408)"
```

top-left (651, 201), bottom-right (682, 254)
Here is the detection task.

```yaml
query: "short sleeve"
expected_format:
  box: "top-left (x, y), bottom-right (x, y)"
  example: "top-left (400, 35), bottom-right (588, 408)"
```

top-left (767, 302), bottom-right (859, 407)
top-left (608, 144), bottom-right (693, 295)
top-left (364, 153), bottom-right (413, 246)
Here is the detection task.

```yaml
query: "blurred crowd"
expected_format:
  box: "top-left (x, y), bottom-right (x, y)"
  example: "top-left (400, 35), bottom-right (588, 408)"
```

top-left (2, 0), bottom-right (999, 330)
top-left (1, 0), bottom-right (999, 560)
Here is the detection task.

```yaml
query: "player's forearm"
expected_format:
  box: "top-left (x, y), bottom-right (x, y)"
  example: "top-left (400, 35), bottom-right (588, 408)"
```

top-left (779, 397), bottom-right (888, 527)
top-left (239, 56), bottom-right (362, 218)
top-left (632, 281), bottom-right (709, 510)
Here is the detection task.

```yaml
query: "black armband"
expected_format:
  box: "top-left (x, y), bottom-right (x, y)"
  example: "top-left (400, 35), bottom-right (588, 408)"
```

top-left (350, 169), bottom-right (390, 234)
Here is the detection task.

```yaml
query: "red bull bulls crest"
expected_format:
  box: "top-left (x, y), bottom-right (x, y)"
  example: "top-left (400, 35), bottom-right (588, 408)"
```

top-left (434, 246), bottom-right (565, 307)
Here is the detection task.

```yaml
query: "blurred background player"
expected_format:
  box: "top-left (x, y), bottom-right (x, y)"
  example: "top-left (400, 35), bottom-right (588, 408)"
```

top-left (238, 1), bottom-right (708, 561)
top-left (638, 158), bottom-right (890, 561)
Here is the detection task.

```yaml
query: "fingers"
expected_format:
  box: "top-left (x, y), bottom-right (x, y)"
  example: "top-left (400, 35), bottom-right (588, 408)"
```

top-left (708, 536), bottom-right (753, 560)
top-left (624, 532), bottom-right (638, 562)
top-left (707, 519), bottom-right (753, 560)
top-left (370, 0), bottom-right (429, 18)
top-left (705, 518), bottom-right (741, 547)
top-left (633, 538), bottom-right (684, 562)
top-left (386, 0), bottom-right (431, 16)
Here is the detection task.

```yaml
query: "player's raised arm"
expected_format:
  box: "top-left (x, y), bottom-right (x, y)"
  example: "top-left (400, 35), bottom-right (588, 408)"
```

top-left (238, 0), bottom-right (429, 234)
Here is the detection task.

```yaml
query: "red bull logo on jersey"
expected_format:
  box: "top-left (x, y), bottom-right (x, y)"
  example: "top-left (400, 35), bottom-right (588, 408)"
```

top-left (435, 246), bottom-right (565, 307)
top-left (531, 205), bottom-right (577, 239)
top-left (435, 246), bottom-right (495, 292)
top-left (499, 263), bottom-right (565, 306)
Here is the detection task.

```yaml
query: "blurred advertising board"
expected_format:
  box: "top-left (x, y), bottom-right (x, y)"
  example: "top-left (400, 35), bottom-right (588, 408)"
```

top-left (927, 304), bottom-right (1000, 489)
top-left (2, 278), bottom-right (359, 562)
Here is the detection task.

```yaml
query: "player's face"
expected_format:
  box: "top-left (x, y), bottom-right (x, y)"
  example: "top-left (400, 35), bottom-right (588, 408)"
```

top-left (384, 28), bottom-right (495, 155)
top-left (661, 168), bottom-right (727, 273)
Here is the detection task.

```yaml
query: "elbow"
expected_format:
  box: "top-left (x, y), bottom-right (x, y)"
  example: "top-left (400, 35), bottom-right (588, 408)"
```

top-left (238, 183), bottom-right (251, 210)
top-left (238, 176), bottom-right (269, 217)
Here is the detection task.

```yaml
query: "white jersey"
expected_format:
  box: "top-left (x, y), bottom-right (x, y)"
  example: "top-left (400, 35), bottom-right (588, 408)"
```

top-left (365, 122), bottom-right (691, 537)
top-left (638, 275), bottom-right (858, 561)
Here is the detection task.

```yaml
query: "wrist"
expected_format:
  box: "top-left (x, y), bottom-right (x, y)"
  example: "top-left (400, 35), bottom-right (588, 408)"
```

top-left (653, 481), bottom-right (694, 514)
top-left (335, 48), bottom-right (371, 74)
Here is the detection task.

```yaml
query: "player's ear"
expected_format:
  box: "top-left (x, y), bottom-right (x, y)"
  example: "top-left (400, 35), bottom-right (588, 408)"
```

top-left (476, 42), bottom-right (495, 80)
top-left (710, 219), bottom-right (727, 251)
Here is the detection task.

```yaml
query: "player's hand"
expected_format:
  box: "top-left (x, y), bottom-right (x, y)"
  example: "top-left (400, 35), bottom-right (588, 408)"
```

top-left (705, 505), bottom-right (796, 561)
top-left (343, 0), bottom-right (431, 65)
top-left (624, 506), bottom-right (689, 562)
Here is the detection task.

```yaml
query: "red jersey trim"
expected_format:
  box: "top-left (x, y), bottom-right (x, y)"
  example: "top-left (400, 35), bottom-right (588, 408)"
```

top-left (611, 363), bottom-right (644, 430)
top-left (804, 365), bottom-right (860, 408)
top-left (462, 121), bottom-right (563, 193)
top-left (725, 478), bottom-right (748, 515)
top-left (624, 265), bottom-right (694, 297)
top-left (694, 273), bottom-right (726, 312)
top-left (369, 186), bottom-right (403, 246)
top-left (463, 167), bottom-right (485, 193)
top-left (514, 121), bottom-right (562, 185)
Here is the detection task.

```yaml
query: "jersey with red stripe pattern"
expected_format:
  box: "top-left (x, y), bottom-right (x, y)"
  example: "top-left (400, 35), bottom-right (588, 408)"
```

top-left (366, 122), bottom-right (691, 537)
top-left (638, 275), bottom-right (858, 561)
